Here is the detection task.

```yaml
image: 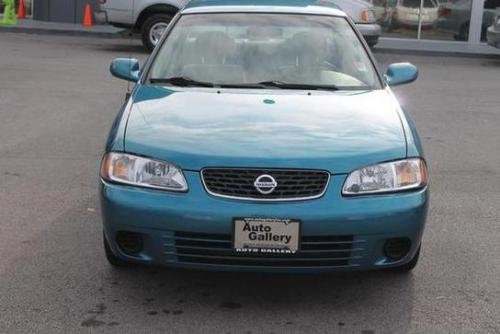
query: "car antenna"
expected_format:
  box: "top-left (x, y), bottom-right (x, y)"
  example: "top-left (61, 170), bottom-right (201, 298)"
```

top-left (125, 0), bottom-right (137, 100)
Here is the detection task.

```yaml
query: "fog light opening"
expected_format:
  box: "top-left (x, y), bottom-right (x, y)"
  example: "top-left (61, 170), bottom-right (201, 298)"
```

top-left (384, 237), bottom-right (411, 260)
top-left (116, 231), bottom-right (144, 255)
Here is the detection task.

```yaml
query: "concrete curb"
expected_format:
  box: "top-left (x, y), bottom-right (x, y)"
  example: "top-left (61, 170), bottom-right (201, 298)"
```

top-left (372, 47), bottom-right (500, 59)
top-left (0, 22), bottom-right (128, 38)
top-left (373, 37), bottom-right (500, 59)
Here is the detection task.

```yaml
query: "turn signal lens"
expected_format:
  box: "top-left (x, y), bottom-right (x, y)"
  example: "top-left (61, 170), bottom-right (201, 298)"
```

top-left (342, 158), bottom-right (428, 196)
top-left (101, 152), bottom-right (188, 191)
top-left (360, 9), bottom-right (376, 23)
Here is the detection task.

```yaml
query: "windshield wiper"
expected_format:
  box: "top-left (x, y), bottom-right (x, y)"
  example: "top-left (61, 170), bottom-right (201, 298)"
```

top-left (256, 81), bottom-right (339, 91)
top-left (150, 76), bottom-right (215, 87)
top-left (149, 77), bottom-right (340, 91)
top-left (216, 83), bottom-right (268, 89)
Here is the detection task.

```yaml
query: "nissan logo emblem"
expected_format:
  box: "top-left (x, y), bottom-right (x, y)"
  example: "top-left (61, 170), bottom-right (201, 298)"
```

top-left (253, 174), bottom-right (278, 195)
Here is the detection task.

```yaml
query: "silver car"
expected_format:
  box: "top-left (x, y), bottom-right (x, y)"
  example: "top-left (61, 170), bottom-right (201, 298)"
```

top-left (97, 0), bottom-right (189, 51)
top-left (328, 0), bottom-right (382, 47)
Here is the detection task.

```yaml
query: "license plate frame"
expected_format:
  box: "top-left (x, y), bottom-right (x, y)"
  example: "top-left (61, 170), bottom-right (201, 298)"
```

top-left (233, 217), bottom-right (301, 255)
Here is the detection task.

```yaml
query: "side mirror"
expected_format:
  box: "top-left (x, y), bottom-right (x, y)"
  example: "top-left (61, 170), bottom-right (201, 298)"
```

top-left (385, 62), bottom-right (418, 86)
top-left (110, 58), bottom-right (140, 82)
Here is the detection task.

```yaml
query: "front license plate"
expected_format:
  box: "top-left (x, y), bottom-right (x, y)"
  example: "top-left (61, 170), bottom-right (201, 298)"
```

top-left (233, 218), bottom-right (300, 255)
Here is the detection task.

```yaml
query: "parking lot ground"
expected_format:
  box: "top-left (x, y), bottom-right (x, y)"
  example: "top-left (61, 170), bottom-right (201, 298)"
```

top-left (0, 33), bottom-right (499, 334)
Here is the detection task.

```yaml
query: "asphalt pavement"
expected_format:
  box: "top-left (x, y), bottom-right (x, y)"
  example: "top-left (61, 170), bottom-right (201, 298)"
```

top-left (0, 33), bottom-right (499, 334)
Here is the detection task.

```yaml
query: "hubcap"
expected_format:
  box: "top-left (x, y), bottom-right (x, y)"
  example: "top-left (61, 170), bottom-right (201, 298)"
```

top-left (149, 22), bottom-right (169, 46)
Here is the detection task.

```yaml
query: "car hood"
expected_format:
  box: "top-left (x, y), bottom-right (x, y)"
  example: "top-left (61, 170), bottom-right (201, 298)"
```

top-left (124, 85), bottom-right (406, 174)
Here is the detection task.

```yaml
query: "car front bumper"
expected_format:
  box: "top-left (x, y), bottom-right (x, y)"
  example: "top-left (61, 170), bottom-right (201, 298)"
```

top-left (356, 23), bottom-right (381, 46)
top-left (487, 26), bottom-right (500, 48)
top-left (100, 171), bottom-right (429, 273)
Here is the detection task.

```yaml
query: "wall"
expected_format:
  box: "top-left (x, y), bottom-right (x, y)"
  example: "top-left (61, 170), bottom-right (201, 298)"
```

top-left (33, 0), bottom-right (99, 23)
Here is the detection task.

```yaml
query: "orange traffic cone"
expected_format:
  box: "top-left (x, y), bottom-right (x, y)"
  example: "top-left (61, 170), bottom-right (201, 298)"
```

top-left (82, 3), bottom-right (93, 27)
top-left (17, 0), bottom-right (26, 19)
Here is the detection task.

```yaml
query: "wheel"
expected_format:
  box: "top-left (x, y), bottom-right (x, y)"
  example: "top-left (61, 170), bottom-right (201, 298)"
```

top-left (391, 245), bottom-right (421, 272)
top-left (480, 25), bottom-right (488, 42)
top-left (103, 232), bottom-right (131, 267)
top-left (141, 13), bottom-right (174, 52)
top-left (365, 36), bottom-right (379, 48)
top-left (456, 22), bottom-right (470, 41)
top-left (388, 18), bottom-right (399, 32)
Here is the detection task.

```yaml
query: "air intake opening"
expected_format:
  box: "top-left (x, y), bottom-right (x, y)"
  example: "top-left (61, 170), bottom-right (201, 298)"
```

top-left (202, 168), bottom-right (329, 200)
top-left (116, 231), bottom-right (144, 254)
top-left (384, 237), bottom-right (411, 260)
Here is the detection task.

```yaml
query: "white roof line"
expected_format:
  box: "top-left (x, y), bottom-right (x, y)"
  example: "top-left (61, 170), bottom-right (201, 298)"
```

top-left (181, 5), bottom-right (347, 17)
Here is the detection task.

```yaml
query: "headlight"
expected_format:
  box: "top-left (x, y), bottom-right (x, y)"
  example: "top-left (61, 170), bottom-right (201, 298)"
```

top-left (496, 17), bottom-right (500, 27)
top-left (360, 9), bottom-right (376, 23)
top-left (100, 152), bottom-right (188, 191)
top-left (342, 158), bottom-right (428, 196)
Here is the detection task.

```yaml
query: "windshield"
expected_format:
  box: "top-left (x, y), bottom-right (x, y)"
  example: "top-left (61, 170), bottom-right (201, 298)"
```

top-left (149, 13), bottom-right (381, 90)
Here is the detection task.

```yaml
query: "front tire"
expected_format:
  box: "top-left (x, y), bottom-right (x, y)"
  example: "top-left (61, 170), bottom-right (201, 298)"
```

top-left (364, 36), bottom-right (379, 49)
top-left (141, 13), bottom-right (174, 52)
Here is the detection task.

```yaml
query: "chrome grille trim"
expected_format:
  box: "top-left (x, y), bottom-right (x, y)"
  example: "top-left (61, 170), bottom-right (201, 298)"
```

top-left (200, 168), bottom-right (331, 201)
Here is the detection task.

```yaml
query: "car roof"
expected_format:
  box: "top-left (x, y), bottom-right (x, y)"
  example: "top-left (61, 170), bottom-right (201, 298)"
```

top-left (182, 0), bottom-right (347, 16)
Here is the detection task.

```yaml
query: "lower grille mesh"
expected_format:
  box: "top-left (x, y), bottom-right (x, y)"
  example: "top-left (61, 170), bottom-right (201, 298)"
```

top-left (166, 231), bottom-right (364, 268)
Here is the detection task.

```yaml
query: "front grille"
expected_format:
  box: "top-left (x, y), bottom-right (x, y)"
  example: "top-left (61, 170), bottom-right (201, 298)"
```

top-left (164, 231), bottom-right (364, 269)
top-left (201, 168), bottom-right (330, 200)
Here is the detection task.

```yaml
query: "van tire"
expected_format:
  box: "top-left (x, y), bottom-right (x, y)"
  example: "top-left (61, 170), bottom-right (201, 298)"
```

top-left (141, 13), bottom-right (174, 52)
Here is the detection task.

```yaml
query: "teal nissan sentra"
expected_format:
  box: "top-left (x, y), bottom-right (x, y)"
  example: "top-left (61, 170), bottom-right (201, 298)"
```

top-left (100, 0), bottom-right (429, 272)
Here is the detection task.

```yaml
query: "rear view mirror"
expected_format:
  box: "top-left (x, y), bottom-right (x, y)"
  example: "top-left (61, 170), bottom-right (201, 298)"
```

top-left (385, 63), bottom-right (418, 86)
top-left (110, 58), bottom-right (140, 82)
